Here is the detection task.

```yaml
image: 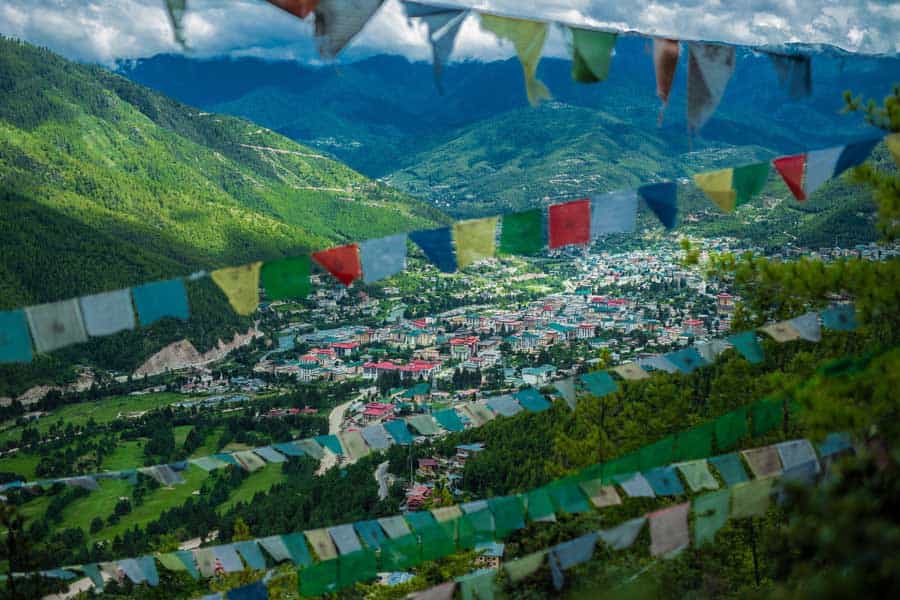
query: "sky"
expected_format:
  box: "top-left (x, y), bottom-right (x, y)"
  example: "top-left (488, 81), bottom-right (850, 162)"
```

top-left (0, 0), bottom-right (897, 66)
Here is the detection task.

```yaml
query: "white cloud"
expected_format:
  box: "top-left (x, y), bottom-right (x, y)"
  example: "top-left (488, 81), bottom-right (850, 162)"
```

top-left (0, 0), bottom-right (896, 66)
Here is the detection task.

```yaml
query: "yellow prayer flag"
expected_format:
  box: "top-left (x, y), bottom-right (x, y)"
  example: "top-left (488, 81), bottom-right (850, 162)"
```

top-left (887, 133), bottom-right (900, 169)
top-left (694, 168), bottom-right (737, 212)
top-left (453, 216), bottom-right (499, 269)
top-left (211, 262), bottom-right (262, 315)
top-left (479, 14), bottom-right (551, 106)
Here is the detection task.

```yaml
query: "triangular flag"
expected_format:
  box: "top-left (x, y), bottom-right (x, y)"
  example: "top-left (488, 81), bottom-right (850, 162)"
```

top-left (773, 154), bottom-right (807, 201)
top-left (479, 14), bottom-right (551, 106)
top-left (598, 517), bottom-right (646, 550)
top-left (687, 42), bottom-right (735, 131)
top-left (409, 227), bottom-right (457, 273)
top-left (359, 233), bottom-right (407, 283)
top-left (548, 199), bottom-right (591, 248)
top-left (833, 137), bottom-right (881, 178)
top-left (766, 51), bottom-right (811, 99)
top-left (261, 255), bottom-right (312, 300)
top-left (402, 1), bottom-right (466, 93)
top-left (164, 0), bottom-right (188, 47)
top-left (612, 363), bottom-right (650, 380)
top-left (887, 133), bottom-right (900, 168)
top-left (695, 163), bottom-right (769, 212)
top-left (649, 502), bottom-right (690, 556)
top-left (553, 377), bottom-right (577, 410)
top-left (804, 145), bottom-right (844, 198)
top-left (265, 0), bottom-right (319, 19)
top-left (570, 28), bottom-right (616, 83)
top-left (211, 262), bottom-right (262, 315)
top-left (733, 162), bottom-right (770, 205)
top-left (788, 312), bottom-right (821, 342)
top-left (653, 38), bottom-right (680, 122)
top-left (727, 331), bottom-right (764, 364)
top-left (0, 310), bottom-right (32, 364)
top-left (499, 209), bottom-right (545, 255)
top-left (312, 244), bottom-right (362, 286)
top-left (580, 371), bottom-right (618, 397)
top-left (822, 304), bottom-right (857, 331)
top-left (590, 189), bottom-right (638, 236)
top-left (760, 321), bottom-right (802, 343)
top-left (453, 217), bottom-right (498, 269)
top-left (638, 182), bottom-right (678, 228)
top-left (313, 0), bottom-right (384, 59)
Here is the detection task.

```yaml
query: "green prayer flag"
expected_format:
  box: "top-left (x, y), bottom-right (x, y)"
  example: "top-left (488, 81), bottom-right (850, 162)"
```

top-left (731, 478), bottom-right (774, 518)
top-left (457, 568), bottom-right (497, 600)
top-left (524, 489), bottom-right (556, 522)
top-left (380, 534), bottom-right (420, 571)
top-left (299, 558), bottom-right (339, 597)
top-left (261, 255), bottom-right (312, 301)
top-left (603, 452), bottom-right (641, 482)
top-left (499, 209), bottom-right (544, 255)
top-left (420, 523), bottom-right (456, 561)
top-left (488, 496), bottom-right (526, 538)
top-left (549, 482), bottom-right (592, 514)
top-left (639, 436), bottom-right (675, 470)
top-left (732, 162), bottom-right (770, 206)
top-left (693, 489), bottom-right (731, 546)
top-left (338, 549), bottom-right (377, 589)
top-left (751, 397), bottom-right (783, 436)
top-left (674, 423), bottom-right (714, 462)
top-left (714, 406), bottom-right (748, 450)
top-left (570, 28), bottom-right (617, 83)
top-left (456, 514), bottom-right (479, 549)
top-left (504, 551), bottom-right (546, 583)
top-left (463, 509), bottom-right (496, 546)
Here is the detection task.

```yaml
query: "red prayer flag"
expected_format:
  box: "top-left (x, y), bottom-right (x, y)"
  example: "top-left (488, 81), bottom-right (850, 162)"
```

top-left (312, 244), bottom-right (362, 286)
top-left (549, 199), bottom-right (591, 248)
top-left (773, 154), bottom-right (806, 201)
top-left (265, 0), bottom-right (319, 19)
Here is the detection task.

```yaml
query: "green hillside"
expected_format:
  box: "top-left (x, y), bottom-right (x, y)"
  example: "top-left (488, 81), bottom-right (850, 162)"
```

top-left (0, 37), bottom-right (446, 311)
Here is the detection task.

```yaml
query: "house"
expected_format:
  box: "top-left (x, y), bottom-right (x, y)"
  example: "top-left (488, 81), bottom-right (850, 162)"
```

top-left (521, 364), bottom-right (556, 386)
top-left (402, 383), bottom-right (431, 404)
top-left (330, 341), bottom-right (359, 357)
top-left (548, 322), bottom-right (577, 342)
top-left (362, 402), bottom-right (394, 422)
top-left (577, 323), bottom-right (596, 340)
top-left (450, 336), bottom-right (479, 361)
top-left (474, 542), bottom-right (505, 570)
top-left (455, 443), bottom-right (486, 463)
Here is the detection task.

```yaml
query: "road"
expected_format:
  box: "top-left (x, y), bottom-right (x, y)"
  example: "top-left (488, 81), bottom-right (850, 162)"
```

top-left (316, 399), bottom-right (352, 475)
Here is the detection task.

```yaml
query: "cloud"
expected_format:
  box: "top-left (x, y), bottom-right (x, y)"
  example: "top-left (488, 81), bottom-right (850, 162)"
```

top-left (0, 0), bottom-right (896, 66)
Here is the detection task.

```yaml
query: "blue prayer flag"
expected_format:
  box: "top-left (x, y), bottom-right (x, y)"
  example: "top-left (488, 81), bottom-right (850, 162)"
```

top-left (822, 304), bottom-right (857, 331)
top-left (666, 347), bottom-right (708, 373)
top-left (0, 310), bottom-right (32, 363)
top-left (638, 182), bottom-right (678, 228)
top-left (580, 371), bottom-right (619, 397)
top-left (833, 138), bottom-right (881, 179)
top-left (727, 331), bottom-right (764, 364)
top-left (132, 279), bottom-right (189, 326)
top-left (360, 233), bottom-right (407, 284)
top-left (409, 227), bottom-right (457, 273)
top-left (643, 466), bottom-right (686, 496)
top-left (514, 388), bottom-right (552, 412)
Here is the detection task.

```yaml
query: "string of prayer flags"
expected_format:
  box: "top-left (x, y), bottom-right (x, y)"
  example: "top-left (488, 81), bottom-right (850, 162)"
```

top-left (0, 310), bottom-right (32, 363)
top-left (579, 479), bottom-right (622, 508)
top-left (652, 39), bottom-right (680, 123)
top-left (499, 209), bottom-right (544, 255)
top-left (613, 472), bottom-right (655, 498)
top-left (265, 0), bottom-right (319, 20)
top-left (676, 460), bottom-right (720, 492)
top-left (312, 244), bottom-right (362, 286)
top-left (775, 138), bottom-right (881, 201)
top-left (132, 278), bottom-right (189, 326)
top-left (305, 528), bottom-right (338, 561)
top-left (692, 489), bottom-right (731, 546)
top-left (638, 182), bottom-right (678, 228)
top-left (479, 14), bottom-right (550, 106)
top-left (693, 162), bottom-right (770, 212)
top-left (580, 370), bottom-right (618, 397)
top-left (644, 466), bottom-right (685, 496)
top-left (313, 0), bottom-right (385, 59)
top-left (709, 453), bottom-right (749, 486)
top-left (329, 524), bottom-right (363, 555)
top-left (788, 312), bottom-right (821, 342)
top-left (570, 29), bottom-right (616, 83)
top-left (648, 502), bottom-right (690, 557)
top-left (822, 304), bottom-right (857, 331)
top-left (402, 1), bottom-right (466, 93)
top-left (211, 262), bottom-right (262, 315)
top-left (599, 516), bottom-right (645, 551)
top-left (453, 217), bottom-right (499, 269)
top-left (261, 255), bottom-right (311, 300)
top-left (590, 190), bottom-right (638, 236)
top-left (359, 233), bottom-right (407, 283)
top-left (612, 362), bottom-right (650, 380)
top-left (727, 331), bottom-right (764, 364)
top-left (761, 320), bottom-right (802, 342)
top-left (410, 227), bottom-right (457, 273)
top-left (731, 477), bottom-right (774, 518)
top-left (766, 51), bottom-right (812, 99)
top-left (741, 446), bottom-right (783, 478)
top-left (666, 346), bottom-right (708, 374)
top-left (233, 542), bottom-right (266, 571)
top-left (25, 299), bottom-right (87, 353)
top-left (548, 199), bottom-right (591, 248)
top-left (79, 289), bottom-right (135, 337)
top-left (687, 42), bottom-right (736, 131)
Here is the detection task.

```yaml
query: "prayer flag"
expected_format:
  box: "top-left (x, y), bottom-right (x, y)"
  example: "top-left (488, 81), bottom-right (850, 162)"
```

top-left (313, 0), bottom-right (384, 59)
top-left (695, 339), bottom-right (731, 363)
top-left (432, 505), bottom-right (463, 523)
top-left (485, 394), bottom-right (522, 417)
top-left (337, 549), bottom-right (377, 589)
top-left (410, 227), bottom-right (457, 272)
top-left (293, 439), bottom-right (325, 459)
top-left (339, 430), bottom-right (370, 460)
top-left (578, 479), bottom-right (622, 508)
top-left (833, 137), bottom-right (881, 178)
top-left (788, 312), bottom-right (821, 342)
top-left (312, 244), bottom-right (361, 286)
top-left (360, 424), bottom-right (392, 449)
top-left (524, 488), bottom-right (556, 522)
top-left (775, 439), bottom-right (820, 475)
top-left (402, 2), bottom-right (466, 93)
top-left (456, 569), bottom-right (497, 600)
top-left (233, 541), bottom-right (266, 570)
top-left (554, 533), bottom-right (598, 569)
top-left (499, 209), bottom-right (544, 255)
top-left (253, 446), bottom-right (286, 463)
top-left (211, 262), bottom-right (261, 315)
top-left (822, 304), bottom-right (857, 331)
top-left (228, 581), bottom-right (267, 600)
top-left (164, 0), bottom-right (187, 46)
top-left (553, 377), bottom-right (577, 410)
top-left (407, 414), bottom-right (441, 435)
top-left (410, 582), bottom-right (457, 600)
top-left (265, 0), bottom-right (318, 19)
top-left (549, 482), bottom-right (592, 514)
top-left (773, 153), bottom-right (807, 200)
top-left (818, 432), bottom-right (853, 458)
top-left (644, 466), bottom-right (685, 496)
top-left (666, 347), bottom-right (708, 374)
top-left (612, 362), bottom-right (650, 381)
top-left (693, 489), bottom-right (730, 547)
top-left (590, 189), bottom-right (638, 236)
top-left (260, 255), bottom-right (311, 300)
top-left (693, 162), bottom-right (770, 212)
top-left (709, 453), bottom-right (749, 486)
top-left (383, 419), bottom-right (414, 445)
top-left (280, 533), bottom-right (313, 567)
top-left (380, 533), bottom-right (419, 570)
top-left (514, 387), bottom-right (551, 412)
top-left (731, 478), bottom-right (774, 518)
top-left (0, 310), bottom-right (32, 363)
top-left (233, 450), bottom-right (266, 472)
top-left (638, 182), bottom-right (677, 228)
top-left (676, 460), bottom-right (719, 492)
top-left (504, 551), bottom-right (546, 583)
top-left (640, 436), bottom-right (676, 470)
top-left (433, 408), bottom-right (466, 431)
top-left (479, 14), bottom-right (550, 106)
top-left (25, 299), bottom-right (87, 353)
top-left (653, 38), bottom-right (680, 121)
top-left (649, 502), bottom-right (690, 556)
top-left (354, 520), bottom-right (387, 550)
top-left (213, 545), bottom-right (244, 573)
top-left (378, 515), bottom-right (412, 539)
top-left (300, 558), bottom-right (338, 596)
top-left (613, 472), bottom-right (655, 498)
top-left (118, 558), bottom-right (146, 584)
top-left (580, 370), bottom-right (618, 397)
top-left (887, 133), bottom-right (900, 168)
top-left (804, 146), bottom-right (844, 198)
top-left (305, 528), bottom-right (338, 561)
top-left (714, 406), bottom-right (748, 451)
top-left (138, 558), bottom-right (159, 586)
top-left (687, 42), bottom-right (735, 131)
top-left (315, 434), bottom-right (343, 455)
top-left (548, 199), bottom-right (591, 248)
top-left (761, 320), bottom-right (802, 343)
top-left (359, 233), bottom-right (407, 284)
top-left (328, 523), bottom-right (363, 555)
top-left (132, 279), bottom-right (189, 326)
top-left (79, 289), bottom-right (135, 337)
top-left (598, 517), bottom-right (646, 550)
top-left (741, 446), bottom-right (783, 478)
top-left (727, 331), bottom-right (764, 364)
top-left (751, 397), bottom-right (782, 436)
top-left (570, 29), bottom-right (616, 83)
top-left (766, 51), bottom-right (811, 99)
top-left (639, 354), bottom-right (679, 373)
top-left (453, 217), bottom-right (498, 269)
